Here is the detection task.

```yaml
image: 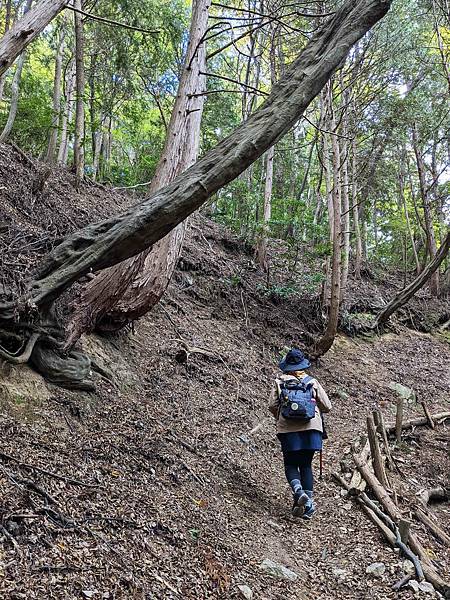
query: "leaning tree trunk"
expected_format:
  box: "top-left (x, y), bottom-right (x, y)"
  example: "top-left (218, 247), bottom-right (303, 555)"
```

top-left (73, 0), bottom-right (85, 189)
top-left (66, 0), bottom-right (209, 341)
top-left (374, 231), bottom-right (450, 328)
top-left (0, 0), bottom-right (67, 77)
top-left (0, 0), bottom-right (33, 143)
top-left (0, 0), bottom-right (394, 329)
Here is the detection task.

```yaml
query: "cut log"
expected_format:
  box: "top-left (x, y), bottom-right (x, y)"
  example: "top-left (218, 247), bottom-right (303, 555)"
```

top-left (386, 412), bottom-right (450, 434)
top-left (353, 452), bottom-right (432, 566)
top-left (415, 508), bottom-right (450, 547)
top-left (373, 409), bottom-right (394, 469)
top-left (367, 413), bottom-right (389, 487)
top-left (395, 396), bottom-right (404, 444)
top-left (420, 400), bottom-right (435, 429)
top-left (333, 472), bottom-right (450, 596)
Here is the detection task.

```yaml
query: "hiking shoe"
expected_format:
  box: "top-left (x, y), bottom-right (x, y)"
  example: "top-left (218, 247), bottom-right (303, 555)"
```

top-left (301, 503), bottom-right (316, 520)
top-left (302, 491), bottom-right (315, 520)
top-left (292, 491), bottom-right (308, 517)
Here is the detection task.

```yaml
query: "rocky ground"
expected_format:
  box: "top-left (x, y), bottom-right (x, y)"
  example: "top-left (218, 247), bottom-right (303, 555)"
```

top-left (0, 143), bottom-right (449, 599)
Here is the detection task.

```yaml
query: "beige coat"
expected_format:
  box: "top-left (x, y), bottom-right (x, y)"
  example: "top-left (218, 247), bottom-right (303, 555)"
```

top-left (269, 372), bottom-right (331, 434)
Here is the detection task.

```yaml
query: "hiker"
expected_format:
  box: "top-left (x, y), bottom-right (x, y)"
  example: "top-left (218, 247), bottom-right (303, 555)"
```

top-left (269, 348), bottom-right (331, 519)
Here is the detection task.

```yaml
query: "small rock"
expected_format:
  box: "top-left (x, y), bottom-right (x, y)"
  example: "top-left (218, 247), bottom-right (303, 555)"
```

top-left (260, 559), bottom-right (298, 581)
top-left (335, 389), bottom-right (349, 400)
top-left (365, 562), bottom-right (385, 577)
top-left (82, 592), bottom-right (97, 599)
top-left (418, 581), bottom-right (435, 594)
top-left (408, 580), bottom-right (420, 593)
top-left (388, 382), bottom-right (415, 401)
top-left (267, 520), bottom-right (283, 532)
top-left (238, 584), bottom-right (253, 599)
top-left (402, 559), bottom-right (415, 575)
top-left (239, 434), bottom-right (250, 445)
top-left (332, 567), bottom-right (348, 581)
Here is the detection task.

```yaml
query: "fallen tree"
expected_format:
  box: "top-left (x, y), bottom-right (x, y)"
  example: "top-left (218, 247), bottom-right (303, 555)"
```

top-left (373, 231), bottom-right (450, 328)
top-left (0, 0), bottom-right (394, 386)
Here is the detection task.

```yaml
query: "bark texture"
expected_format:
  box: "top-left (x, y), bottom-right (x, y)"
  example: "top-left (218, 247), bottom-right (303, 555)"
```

top-left (0, 0), bottom-right (67, 77)
top-left (73, 0), bottom-right (85, 189)
top-left (0, 0), bottom-right (394, 324)
top-left (67, 0), bottom-right (209, 340)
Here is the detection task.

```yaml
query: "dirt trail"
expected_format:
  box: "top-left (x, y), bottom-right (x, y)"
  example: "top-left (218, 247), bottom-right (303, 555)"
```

top-left (0, 218), bottom-right (449, 599)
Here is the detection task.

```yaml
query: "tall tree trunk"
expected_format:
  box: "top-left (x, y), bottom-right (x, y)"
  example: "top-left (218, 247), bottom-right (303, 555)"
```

top-left (412, 123), bottom-right (439, 295)
top-left (73, 0), bottom-right (85, 189)
top-left (315, 81), bottom-right (342, 356)
top-left (374, 232), bottom-right (450, 328)
top-left (255, 25), bottom-right (277, 272)
top-left (57, 60), bottom-right (75, 165)
top-left (0, 0), bottom-right (32, 143)
top-left (0, 0), bottom-right (394, 324)
top-left (399, 146), bottom-right (420, 274)
top-left (45, 22), bottom-right (65, 163)
top-left (66, 0), bottom-right (210, 339)
top-left (340, 83), bottom-right (350, 301)
top-left (352, 136), bottom-right (362, 278)
top-left (0, 0), bottom-right (67, 77)
top-left (256, 146), bottom-right (274, 271)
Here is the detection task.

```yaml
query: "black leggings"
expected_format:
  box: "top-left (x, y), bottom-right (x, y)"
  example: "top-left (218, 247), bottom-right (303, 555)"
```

top-left (283, 450), bottom-right (315, 491)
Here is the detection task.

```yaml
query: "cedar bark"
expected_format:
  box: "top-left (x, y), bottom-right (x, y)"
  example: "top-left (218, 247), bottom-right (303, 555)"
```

top-left (0, 0), bottom-right (12, 103)
top-left (73, 0), bottom-right (85, 189)
top-left (0, 0), bottom-right (67, 77)
top-left (0, 0), bottom-right (395, 323)
top-left (67, 0), bottom-right (209, 337)
top-left (57, 60), bottom-right (75, 165)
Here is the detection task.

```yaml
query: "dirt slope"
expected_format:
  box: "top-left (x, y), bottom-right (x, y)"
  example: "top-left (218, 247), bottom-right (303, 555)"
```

top-left (0, 144), bottom-right (449, 599)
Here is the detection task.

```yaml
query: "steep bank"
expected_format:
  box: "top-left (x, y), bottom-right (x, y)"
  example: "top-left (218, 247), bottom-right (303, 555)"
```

top-left (0, 144), bottom-right (449, 598)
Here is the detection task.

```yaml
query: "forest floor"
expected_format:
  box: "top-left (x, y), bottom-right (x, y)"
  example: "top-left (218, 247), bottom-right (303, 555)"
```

top-left (0, 143), bottom-right (449, 599)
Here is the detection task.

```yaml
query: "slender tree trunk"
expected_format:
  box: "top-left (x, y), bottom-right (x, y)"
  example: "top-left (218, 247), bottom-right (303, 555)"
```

top-left (45, 23), bottom-right (65, 163)
top-left (315, 81), bottom-right (342, 356)
top-left (58, 60), bottom-right (75, 165)
top-left (0, 0), bottom-right (394, 324)
top-left (0, 0), bottom-right (67, 77)
top-left (374, 232), bottom-right (450, 328)
top-left (73, 0), bottom-right (85, 189)
top-left (255, 25), bottom-right (277, 272)
top-left (66, 0), bottom-right (210, 339)
top-left (0, 0), bottom-right (32, 143)
top-left (399, 147), bottom-right (420, 274)
top-left (256, 146), bottom-right (274, 271)
top-left (340, 84), bottom-right (350, 301)
top-left (412, 124), bottom-right (439, 295)
top-left (352, 137), bottom-right (362, 278)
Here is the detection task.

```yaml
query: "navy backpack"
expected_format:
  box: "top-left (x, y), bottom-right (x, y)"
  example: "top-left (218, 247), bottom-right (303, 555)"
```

top-left (279, 376), bottom-right (316, 421)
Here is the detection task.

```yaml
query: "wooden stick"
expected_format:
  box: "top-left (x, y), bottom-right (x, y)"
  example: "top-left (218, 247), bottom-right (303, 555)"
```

top-left (395, 397), bottom-right (404, 444)
top-left (332, 473), bottom-right (450, 595)
top-left (353, 452), bottom-right (431, 565)
top-left (367, 414), bottom-right (389, 487)
top-left (420, 400), bottom-right (435, 429)
top-left (386, 411), bottom-right (450, 434)
top-left (373, 409), bottom-right (394, 469)
top-left (414, 508), bottom-right (450, 547)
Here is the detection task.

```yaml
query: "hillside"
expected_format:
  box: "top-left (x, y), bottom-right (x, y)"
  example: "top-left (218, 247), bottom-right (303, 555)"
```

top-left (0, 144), bottom-right (449, 599)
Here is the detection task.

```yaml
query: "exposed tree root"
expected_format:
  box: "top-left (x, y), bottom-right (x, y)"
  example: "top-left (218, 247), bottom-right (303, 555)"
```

top-left (30, 343), bottom-right (94, 390)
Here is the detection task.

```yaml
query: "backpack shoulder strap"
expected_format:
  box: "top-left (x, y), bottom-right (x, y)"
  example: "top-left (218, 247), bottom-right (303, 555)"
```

top-left (302, 375), bottom-right (314, 387)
